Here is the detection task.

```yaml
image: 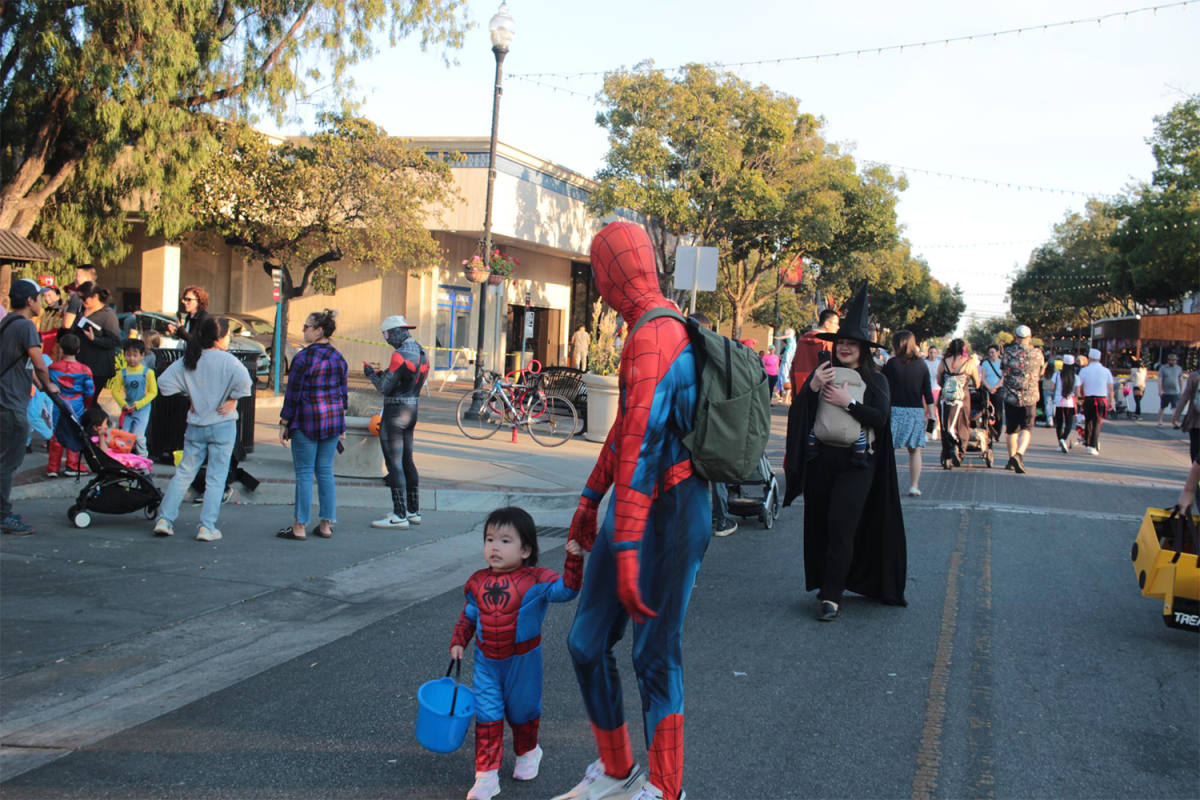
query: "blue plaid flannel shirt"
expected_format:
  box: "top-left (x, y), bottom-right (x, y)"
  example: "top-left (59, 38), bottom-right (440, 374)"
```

top-left (281, 343), bottom-right (349, 441)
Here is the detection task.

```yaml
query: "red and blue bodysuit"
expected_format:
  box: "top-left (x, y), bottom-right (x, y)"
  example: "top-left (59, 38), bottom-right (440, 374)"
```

top-left (566, 221), bottom-right (710, 800)
top-left (450, 553), bottom-right (584, 774)
top-left (47, 359), bottom-right (94, 474)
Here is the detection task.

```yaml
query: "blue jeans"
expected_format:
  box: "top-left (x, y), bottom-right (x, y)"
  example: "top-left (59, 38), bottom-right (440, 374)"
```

top-left (291, 430), bottom-right (338, 524)
top-left (158, 420), bottom-right (236, 532)
top-left (119, 406), bottom-right (151, 456)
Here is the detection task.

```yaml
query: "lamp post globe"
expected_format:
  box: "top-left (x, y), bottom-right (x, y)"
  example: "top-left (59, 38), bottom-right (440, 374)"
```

top-left (489, 3), bottom-right (516, 50)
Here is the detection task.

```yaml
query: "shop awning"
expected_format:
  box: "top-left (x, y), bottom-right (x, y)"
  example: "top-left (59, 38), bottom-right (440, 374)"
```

top-left (0, 229), bottom-right (61, 263)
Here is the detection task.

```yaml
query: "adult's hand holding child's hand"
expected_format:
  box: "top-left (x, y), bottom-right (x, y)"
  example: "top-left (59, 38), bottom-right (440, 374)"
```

top-left (565, 539), bottom-right (584, 557)
top-left (568, 496), bottom-right (599, 552)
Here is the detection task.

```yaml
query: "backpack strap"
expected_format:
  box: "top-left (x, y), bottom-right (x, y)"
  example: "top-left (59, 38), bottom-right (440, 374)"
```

top-left (629, 306), bottom-right (686, 337)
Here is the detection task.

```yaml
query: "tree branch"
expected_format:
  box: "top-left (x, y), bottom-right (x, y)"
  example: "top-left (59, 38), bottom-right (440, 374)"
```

top-left (293, 248), bottom-right (343, 297)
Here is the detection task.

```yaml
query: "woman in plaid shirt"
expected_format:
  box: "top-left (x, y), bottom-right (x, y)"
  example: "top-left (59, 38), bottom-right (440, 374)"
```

top-left (278, 310), bottom-right (348, 541)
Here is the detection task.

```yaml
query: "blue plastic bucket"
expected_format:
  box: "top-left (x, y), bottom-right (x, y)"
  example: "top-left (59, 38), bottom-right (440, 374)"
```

top-left (416, 662), bottom-right (475, 753)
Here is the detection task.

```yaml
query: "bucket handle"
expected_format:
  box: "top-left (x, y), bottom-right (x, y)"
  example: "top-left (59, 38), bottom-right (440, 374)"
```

top-left (445, 658), bottom-right (462, 716)
top-left (1167, 508), bottom-right (1199, 565)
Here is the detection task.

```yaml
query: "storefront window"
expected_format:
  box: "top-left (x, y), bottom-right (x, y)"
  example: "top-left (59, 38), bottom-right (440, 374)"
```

top-left (436, 285), bottom-right (473, 370)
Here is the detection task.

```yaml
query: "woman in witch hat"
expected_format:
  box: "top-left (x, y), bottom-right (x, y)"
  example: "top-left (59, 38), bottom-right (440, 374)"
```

top-left (783, 283), bottom-right (908, 621)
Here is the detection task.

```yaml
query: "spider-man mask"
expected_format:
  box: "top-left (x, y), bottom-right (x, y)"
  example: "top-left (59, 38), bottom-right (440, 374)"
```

top-left (589, 221), bottom-right (668, 326)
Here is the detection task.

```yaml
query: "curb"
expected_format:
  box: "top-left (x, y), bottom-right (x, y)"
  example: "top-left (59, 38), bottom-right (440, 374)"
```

top-left (10, 478), bottom-right (579, 513)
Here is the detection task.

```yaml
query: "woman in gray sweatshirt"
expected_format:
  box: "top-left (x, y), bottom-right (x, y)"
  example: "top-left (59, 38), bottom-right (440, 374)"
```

top-left (152, 316), bottom-right (253, 541)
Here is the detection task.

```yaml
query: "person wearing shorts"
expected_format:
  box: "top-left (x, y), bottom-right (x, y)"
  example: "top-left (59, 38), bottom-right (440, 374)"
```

top-left (1158, 353), bottom-right (1183, 428)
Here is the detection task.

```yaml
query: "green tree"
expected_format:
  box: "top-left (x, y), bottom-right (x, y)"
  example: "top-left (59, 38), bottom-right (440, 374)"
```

top-left (869, 246), bottom-right (964, 343)
top-left (590, 62), bottom-right (902, 339)
top-left (965, 314), bottom-right (1018, 354)
top-left (190, 114), bottom-right (457, 361)
top-left (0, 0), bottom-right (469, 275)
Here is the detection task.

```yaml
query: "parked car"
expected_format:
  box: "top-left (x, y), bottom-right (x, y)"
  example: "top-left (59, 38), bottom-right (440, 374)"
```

top-left (224, 312), bottom-right (302, 374)
top-left (116, 311), bottom-right (271, 378)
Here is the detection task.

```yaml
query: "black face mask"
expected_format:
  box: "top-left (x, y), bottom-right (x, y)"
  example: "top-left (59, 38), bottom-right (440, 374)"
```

top-left (385, 327), bottom-right (410, 349)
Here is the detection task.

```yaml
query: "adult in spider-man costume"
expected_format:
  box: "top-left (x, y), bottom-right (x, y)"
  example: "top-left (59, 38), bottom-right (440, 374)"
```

top-left (554, 221), bottom-right (710, 800)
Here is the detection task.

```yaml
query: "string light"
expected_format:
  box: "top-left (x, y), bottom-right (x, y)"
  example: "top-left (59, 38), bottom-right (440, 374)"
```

top-left (865, 161), bottom-right (1098, 196)
top-left (510, 2), bottom-right (1188, 80)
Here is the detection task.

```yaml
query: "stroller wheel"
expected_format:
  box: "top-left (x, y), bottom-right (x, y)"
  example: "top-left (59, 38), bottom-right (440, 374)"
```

top-left (760, 509), bottom-right (774, 530)
top-left (71, 507), bottom-right (91, 529)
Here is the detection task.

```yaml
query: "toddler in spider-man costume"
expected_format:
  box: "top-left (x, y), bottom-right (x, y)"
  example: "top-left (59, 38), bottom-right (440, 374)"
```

top-left (552, 221), bottom-right (710, 800)
top-left (451, 506), bottom-right (585, 800)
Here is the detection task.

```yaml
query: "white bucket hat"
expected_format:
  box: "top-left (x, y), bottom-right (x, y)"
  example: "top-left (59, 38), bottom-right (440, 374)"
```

top-left (1062, 354), bottom-right (1075, 366)
top-left (381, 315), bottom-right (416, 331)
top-left (1014, 324), bottom-right (1032, 339)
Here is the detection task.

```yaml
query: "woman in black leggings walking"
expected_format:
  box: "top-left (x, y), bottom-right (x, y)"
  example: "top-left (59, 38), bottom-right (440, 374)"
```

top-left (365, 316), bottom-right (428, 529)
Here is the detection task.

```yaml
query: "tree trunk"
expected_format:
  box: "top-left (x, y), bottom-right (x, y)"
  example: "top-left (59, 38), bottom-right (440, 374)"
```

top-left (731, 306), bottom-right (746, 342)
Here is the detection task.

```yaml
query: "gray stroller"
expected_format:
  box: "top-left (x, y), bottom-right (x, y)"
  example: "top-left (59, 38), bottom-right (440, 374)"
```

top-left (724, 454), bottom-right (781, 529)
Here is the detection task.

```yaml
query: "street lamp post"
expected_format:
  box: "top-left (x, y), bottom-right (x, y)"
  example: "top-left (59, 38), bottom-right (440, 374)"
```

top-left (472, 3), bottom-right (516, 402)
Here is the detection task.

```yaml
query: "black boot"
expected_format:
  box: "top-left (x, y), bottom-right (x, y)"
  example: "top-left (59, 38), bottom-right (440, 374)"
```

top-left (406, 487), bottom-right (421, 524)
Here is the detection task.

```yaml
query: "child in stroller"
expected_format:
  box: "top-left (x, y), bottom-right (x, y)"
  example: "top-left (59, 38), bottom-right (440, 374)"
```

top-left (723, 454), bottom-right (782, 529)
top-left (50, 394), bottom-right (162, 528)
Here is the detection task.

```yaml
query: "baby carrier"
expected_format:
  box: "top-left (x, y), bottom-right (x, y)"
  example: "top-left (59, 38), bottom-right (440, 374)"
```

top-left (48, 393), bottom-right (163, 528)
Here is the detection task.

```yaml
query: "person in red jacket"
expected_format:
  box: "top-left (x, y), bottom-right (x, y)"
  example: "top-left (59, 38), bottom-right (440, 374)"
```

top-left (791, 308), bottom-right (840, 392)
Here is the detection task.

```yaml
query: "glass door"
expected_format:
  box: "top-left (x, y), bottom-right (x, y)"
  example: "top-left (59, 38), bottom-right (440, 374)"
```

top-left (436, 285), bottom-right (474, 370)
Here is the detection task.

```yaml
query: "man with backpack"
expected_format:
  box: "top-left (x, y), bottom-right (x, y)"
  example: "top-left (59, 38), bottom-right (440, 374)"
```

top-left (557, 222), bottom-right (768, 800)
top-left (1001, 325), bottom-right (1045, 474)
top-left (1, 280), bottom-right (59, 535)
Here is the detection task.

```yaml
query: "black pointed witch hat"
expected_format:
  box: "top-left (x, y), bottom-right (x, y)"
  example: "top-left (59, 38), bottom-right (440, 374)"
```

top-left (816, 282), bottom-right (884, 348)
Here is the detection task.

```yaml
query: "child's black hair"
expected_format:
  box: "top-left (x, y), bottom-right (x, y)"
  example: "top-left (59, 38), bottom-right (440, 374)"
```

top-left (484, 506), bottom-right (539, 566)
top-left (80, 405), bottom-right (109, 436)
top-left (59, 333), bottom-right (81, 356)
top-left (123, 338), bottom-right (146, 355)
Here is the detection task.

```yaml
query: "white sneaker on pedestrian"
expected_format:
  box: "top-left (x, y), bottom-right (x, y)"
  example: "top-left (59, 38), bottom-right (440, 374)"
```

top-left (908, 486), bottom-right (921, 497)
top-left (467, 769), bottom-right (501, 800)
top-left (153, 518), bottom-right (174, 537)
top-left (630, 782), bottom-right (685, 800)
top-left (1058, 439), bottom-right (1067, 453)
top-left (513, 744), bottom-right (543, 780)
top-left (371, 514), bottom-right (410, 529)
top-left (551, 760), bottom-right (646, 800)
top-left (196, 527), bottom-right (222, 542)
top-left (1087, 447), bottom-right (1099, 456)
top-left (406, 512), bottom-right (422, 525)
top-left (713, 521), bottom-right (738, 538)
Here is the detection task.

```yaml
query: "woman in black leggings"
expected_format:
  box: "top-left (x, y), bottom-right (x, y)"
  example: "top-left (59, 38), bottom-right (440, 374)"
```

top-left (365, 316), bottom-right (428, 529)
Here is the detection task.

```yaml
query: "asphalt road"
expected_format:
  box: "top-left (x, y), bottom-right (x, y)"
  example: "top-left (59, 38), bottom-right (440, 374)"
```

top-left (2, 496), bottom-right (1196, 799)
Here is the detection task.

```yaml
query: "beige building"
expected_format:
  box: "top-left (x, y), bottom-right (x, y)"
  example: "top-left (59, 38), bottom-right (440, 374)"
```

top-left (98, 137), bottom-right (645, 377)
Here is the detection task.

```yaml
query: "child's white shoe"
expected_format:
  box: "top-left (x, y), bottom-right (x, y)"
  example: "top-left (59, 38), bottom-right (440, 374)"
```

top-left (630, 781), bottom-right (685, 800)
top-left (467, 769), bottom-right (501, 800)
top-left (513, 744), bottom-right (543, 780)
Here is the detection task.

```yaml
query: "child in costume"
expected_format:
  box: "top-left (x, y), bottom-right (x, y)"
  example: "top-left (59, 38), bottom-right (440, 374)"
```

top-left (47, 333), bottom-right (94, 477)
top-left (110, 339), bottom-right (157, 456)
top-left (450, 506), bottom-right (585, 800)
top-left (80, 406), bottom-right (154, 474)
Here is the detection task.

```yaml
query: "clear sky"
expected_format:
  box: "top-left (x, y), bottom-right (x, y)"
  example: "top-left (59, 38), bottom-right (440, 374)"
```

top-left (271, 0), bottom-right (1199, 331)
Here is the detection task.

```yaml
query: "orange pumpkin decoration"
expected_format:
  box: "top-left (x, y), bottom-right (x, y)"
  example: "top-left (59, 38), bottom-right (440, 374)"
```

top-left (368, 413), bottom-right (382, 436)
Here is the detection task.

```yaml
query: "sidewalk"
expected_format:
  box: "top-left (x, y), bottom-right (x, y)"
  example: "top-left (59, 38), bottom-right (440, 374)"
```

top-left (11, 386), bottom-right (600, 513)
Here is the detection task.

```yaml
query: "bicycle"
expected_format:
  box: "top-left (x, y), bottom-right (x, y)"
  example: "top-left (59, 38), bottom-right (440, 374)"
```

top-left (456, 367), bottom-right (580, 447)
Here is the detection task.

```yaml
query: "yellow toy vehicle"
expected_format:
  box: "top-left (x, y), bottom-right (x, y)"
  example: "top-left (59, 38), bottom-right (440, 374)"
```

top-left (1132, 507), bottom-right (1200, 632)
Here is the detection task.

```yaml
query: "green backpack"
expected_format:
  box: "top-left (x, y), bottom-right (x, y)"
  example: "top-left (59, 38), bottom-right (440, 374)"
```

top-left (630, 307), bottom-right (771, 483)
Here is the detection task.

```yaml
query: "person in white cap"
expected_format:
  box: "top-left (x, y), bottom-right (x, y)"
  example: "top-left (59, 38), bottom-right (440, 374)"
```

top-left (1051, 354), bottom-right (1080, 452)
top-left (1077, 348), bottom-right (1114, 455)
top-left (365, 316), bottom-right (428, 528)
top-left (1000, 324), bottom-right (1045, 474)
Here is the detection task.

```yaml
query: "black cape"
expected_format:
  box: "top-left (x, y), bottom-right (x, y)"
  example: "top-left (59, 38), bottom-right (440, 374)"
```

top-left (783, 371), bottom-right (908, 606)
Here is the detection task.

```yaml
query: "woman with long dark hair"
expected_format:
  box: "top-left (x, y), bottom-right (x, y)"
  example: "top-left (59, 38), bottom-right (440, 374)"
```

top-left (66, 282), bottom-right (121, 405)
top-left (936, 338), bottom-right (980, 468)
top-left (1052, 354), bottom-right (1079, 451)
top-left (783, 284), bottom-right (907, 621)
top-left (153, 316), bottom-right (253, 542)
top-left (277, 309), bottom-right (348, 541)
top-left (882, 330), bottom-right (935, 496)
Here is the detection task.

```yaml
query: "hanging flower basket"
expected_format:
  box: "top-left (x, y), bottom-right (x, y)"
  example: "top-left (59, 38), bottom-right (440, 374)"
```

top-left (487, 273), bottom-right (505, 286)
top-left (461, 255), bottom-right (490, 283)
top-left (485, 249), bottom-right (520, 280)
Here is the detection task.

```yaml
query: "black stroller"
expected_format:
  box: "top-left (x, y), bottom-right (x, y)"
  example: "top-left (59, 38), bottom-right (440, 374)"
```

top-left (940, 388), bottom-right (995, 469)
top-left (724, 454), bottom-right (782, 529)
top-left (49, 393), bottom-right (163, 529)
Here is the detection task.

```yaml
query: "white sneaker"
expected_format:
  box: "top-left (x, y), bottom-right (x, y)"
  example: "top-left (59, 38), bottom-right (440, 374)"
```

top-left (406, 513), bottom-right (422, 525)
top-left (551, 760), bottom-right (646, 800)
top-left (908, 486), bottom-right (921, 497)
top-left (371, 514), bottom-right (410, 529)
top-left (153, 518), bottom-right (174, 537)
top-left (1087, 447), bottom-right (1099, 456)
top-left (196, 527), bottom-right (222, 542)
top-left (713, 521), bottom-right (737, 538)
top-left (630, 782), bottom-right (686, 800)
top-left (513, 744), bottom-right (543, 780)
top-left (467, 769), bottom-right (501, 800)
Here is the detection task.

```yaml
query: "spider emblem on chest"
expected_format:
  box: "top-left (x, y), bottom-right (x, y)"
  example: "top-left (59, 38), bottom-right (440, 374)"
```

top-left (481, 577), bottom-right (513, 609)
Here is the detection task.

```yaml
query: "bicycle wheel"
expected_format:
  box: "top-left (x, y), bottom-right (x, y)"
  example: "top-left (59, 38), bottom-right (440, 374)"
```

top-left (526, 395), bottom-right (578, 447)
top-left (457, 389), bottom-right (505, 440)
